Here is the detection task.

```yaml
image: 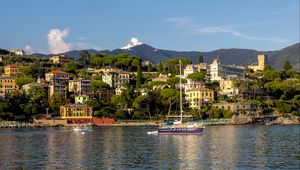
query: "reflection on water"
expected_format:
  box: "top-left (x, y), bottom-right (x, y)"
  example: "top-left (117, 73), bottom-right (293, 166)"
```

top-left (0, 125), bottom-right (299, 169)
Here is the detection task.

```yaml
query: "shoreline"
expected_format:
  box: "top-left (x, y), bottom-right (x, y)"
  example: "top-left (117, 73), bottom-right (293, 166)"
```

top-left (0, 121), bottom-right (299, 128)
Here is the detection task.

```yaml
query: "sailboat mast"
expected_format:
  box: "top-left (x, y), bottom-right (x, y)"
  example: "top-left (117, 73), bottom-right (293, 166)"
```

top-left (179, 60), bottom-right (182, 123)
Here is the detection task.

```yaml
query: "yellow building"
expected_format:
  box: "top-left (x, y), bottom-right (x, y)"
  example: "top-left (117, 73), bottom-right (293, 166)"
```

top-left (219, 79), bottom-right (239, 96)
top-left (60, 103), bottom-right (93, 124)
top-left (49, 54), bottom-right (70, 64)
top-left (185, 86), bottom-right (214, 108)
top-left (248, 54), bottom-right (267, 72)
top-left (0, 75), bottom-right (19, 97)
top-left (4, 63), bottom-right (23, 76)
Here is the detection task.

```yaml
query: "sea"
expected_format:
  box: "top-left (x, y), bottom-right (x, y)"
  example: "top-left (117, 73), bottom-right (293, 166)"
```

top-left (0, 125), bottom-right (299, 169)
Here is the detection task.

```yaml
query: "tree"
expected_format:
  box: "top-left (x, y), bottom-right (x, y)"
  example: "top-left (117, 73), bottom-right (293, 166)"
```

top-left (91, 80), bottom-right (110, 103)
top-left (136, 62), bottom-right (142, 88)
top-left (133, 95), bottom-right (152, 119)
top-left (15, 77), bottom-right (35, 86)
top-left (49, 93), bottom-right (65, 113)
top-left (79, 50), bottom-right (90, 66)
top-left (252, 84), bottom-right (259, 100)
top-left (28, 86), bottom-right (48, 112)
top-left (19, 66), bottom-right (35, 77)
top-left (187, 72), bottom-right (206, 81)
top-left (198, 55), bottom-right (203, 64)
top-left (0, 101), bottom-right (12, 120)
top-left (167, 77), bottom-right (186, 89)
top-left (64, 61), bottom-right (79, 74)
top-left (91, 80), bottom-right (110, 89)
top-left (148, 63), bottom-right (153, 72)
top-left (158, 61), bottom-right (163, 73)
top-left (283, 60), bottom-right (292, 71)
top-left (160, 89), bottom-right (179, 115)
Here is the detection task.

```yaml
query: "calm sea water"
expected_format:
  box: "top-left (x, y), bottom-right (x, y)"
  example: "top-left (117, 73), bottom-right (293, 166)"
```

top-left (0, 125), bottom-right (299, 169)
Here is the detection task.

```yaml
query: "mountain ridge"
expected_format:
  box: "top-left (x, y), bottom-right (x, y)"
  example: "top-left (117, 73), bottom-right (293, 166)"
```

top-left (31, 43), bottom-right (299, 70)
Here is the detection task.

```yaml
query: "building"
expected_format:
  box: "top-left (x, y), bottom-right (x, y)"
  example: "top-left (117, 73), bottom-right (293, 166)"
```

top-left (75, 95), bottom-right (90, 104)
top-left (4, 63), bottom-right (23, 75)
top-left (152, 74), bottom-right (168, 82)
top-left (185, 86), bottom-right (214, 109)
top-left (209, 59), bottom-right (245, 81)
top-left (97, 88), bottom-right (114, 102)
top-left (49, 54), bottom-right (70, 64)
top-left (22, 82), bottom-right (45, 93)
top-left (212, 102), bottom-right (256, 113)
top-left (185, 79), bottom-right (205, 92)
top-left (102, 71), bottom-right (130, 89)
top-left (142, 60), bottom-right (151, 66)
top-left (219, 78), bottom-right (239, 96)
top-left (115, 86), bottom-right (126, 95)
top-left (69, 78), bottom-right (91, 95)
top-left (60, 103), bottom-right (93, 124)
top-left (183, 63), bottom-right (208, 78)
top-left (248, 54), bottom-right (268, 72)
top-left (10, 50), bottom-right (25, 56)
top-left (0, 75), bottom-right (19, 97)
top-left (45, 70), bottom-right (69, 97)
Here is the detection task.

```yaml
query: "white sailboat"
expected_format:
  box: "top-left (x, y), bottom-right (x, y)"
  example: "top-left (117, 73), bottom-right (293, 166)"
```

top-left (157, 60), bottom-right (205, 135)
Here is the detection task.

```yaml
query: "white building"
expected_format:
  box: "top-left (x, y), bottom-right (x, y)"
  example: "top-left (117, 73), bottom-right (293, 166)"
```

top-left (69, 78), bottom-right (91, 95)
top-left (102, 71), bottom-right (130, 89)
top-left (10, 50), bottom-right (25, 56)
top-left (183, 63), bottom-right (208, 78)
top-left (184, 79), bottom-right (205, 92)
top-left (209, 59), bottom-right (245, 81)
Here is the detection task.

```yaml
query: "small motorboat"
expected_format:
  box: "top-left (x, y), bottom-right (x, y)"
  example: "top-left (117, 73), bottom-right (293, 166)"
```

top-left (73, 126), bottom-right (82, 131)
top-left (147, 131), bottom-right (158, 135)
top-left (73, 125), bottom-right (91, 132)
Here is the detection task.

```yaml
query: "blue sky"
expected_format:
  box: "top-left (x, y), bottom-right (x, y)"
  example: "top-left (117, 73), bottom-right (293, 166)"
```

top-left (0, 0), bottom-right (299, 54)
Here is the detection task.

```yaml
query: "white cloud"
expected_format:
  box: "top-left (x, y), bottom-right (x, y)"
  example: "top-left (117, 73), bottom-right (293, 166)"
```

top-left (48, 28), bottom-right (74, 54)
top-left (166, 17), bottom-right (289, 43)
top-left (121, 37), bottom-right (143, 49)
top-left (194, 26), bottom-right (289, 43)
top-left (47, 28), bottom-right (103, 54)
top-left (24, 45), bottom-right (33, 54)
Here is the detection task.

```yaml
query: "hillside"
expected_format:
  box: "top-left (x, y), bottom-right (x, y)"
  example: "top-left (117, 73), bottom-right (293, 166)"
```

top-left (30, 43), bottom-right (300, 70)
top-left (268, 43), bottom-right (300, 71)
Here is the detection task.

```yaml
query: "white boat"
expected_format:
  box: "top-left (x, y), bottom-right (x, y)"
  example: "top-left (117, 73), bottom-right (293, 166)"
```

top-left (73, 125), bottom-right (91, 132)
top-left (157, 60), bottom-right (205, 135)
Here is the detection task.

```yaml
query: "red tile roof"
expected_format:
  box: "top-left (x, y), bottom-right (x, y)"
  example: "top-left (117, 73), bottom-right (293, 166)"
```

top-left (47, 70), bottom-right (68, 74)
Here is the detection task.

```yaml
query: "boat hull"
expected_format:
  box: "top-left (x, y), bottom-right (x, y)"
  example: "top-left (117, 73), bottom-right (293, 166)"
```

top-left (158, 127), bottom-right (204, 135)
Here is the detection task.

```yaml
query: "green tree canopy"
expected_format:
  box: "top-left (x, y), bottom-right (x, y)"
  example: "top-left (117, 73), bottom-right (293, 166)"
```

top-left (198, 55), bottom-right (203, 64)
top-left (64, 61), bottom-right (79, 74)
top-left (283, 60), bottom-right (293, 71)
top-left (187, 72), bottom-right (206, 81)
top-left (160, 88), bottom-right (179, 115)
top-left (79, 50), bottom-right (90, 65)
top-left (15, 77), bottom-right (35, 86)
top-left (91, 80), bottom-right (110, 89)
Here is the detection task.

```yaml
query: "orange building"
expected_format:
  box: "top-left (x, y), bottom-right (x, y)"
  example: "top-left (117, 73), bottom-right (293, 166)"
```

top-left (0, 75), bottom-right (19, 97)
top-left (45, 70), bottom-right (69, 98)
top-left (4, 63), bottom-right (23, 75)
top-left (60, 103), bottom-right (93, 124)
